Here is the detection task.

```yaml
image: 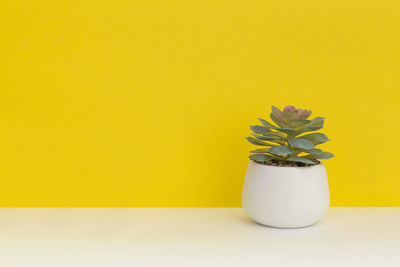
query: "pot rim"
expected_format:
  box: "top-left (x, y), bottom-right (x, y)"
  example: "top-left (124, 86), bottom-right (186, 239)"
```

top-left (249, 159), bottom-right (324, 169)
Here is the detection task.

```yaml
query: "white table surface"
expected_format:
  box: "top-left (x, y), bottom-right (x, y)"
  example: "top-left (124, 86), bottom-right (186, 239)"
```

top-left (0, 207), bottom-right (399, 267)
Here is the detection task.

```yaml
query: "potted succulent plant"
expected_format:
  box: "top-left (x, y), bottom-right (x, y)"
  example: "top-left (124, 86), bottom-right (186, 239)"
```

top-left (242, 105), bottom-right (334, 228)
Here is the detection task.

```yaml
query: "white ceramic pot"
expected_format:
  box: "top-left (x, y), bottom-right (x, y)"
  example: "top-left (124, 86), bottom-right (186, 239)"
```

top-left (242, 160), bottom-right (329, 228)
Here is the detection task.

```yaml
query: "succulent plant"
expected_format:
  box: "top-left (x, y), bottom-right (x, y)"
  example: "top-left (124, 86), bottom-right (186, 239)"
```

top-left (246, 105), bottom-right (334, 165)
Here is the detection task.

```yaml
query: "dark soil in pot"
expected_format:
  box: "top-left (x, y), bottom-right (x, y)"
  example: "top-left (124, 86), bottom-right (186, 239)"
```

top-left (254, 159), bottom-right (320, 167)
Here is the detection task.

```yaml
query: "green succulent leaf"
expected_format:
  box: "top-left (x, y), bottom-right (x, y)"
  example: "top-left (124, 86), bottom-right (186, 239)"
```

top-left (251, 134), bottom-right (284, 144)
top-left (269, 146), bottom-right (294, 155)
top-left (309, 125), bottom-right (324, 130)
top-left (270, 106), bottom-right (288, 127)
top-left (316, 151), bottom-right (335, 159)
top-left (262, 132), bottom-right (287, 139)
top-left (263, 132), bottom-right (286, 138)
top-left (305, 148), bottom-right (323, 155)
top-left (258, 118), bottom-right (278, 129)
top-left (296, 108), bottom-right (312, 119)
top-left (258, 117), bottom-right (297, 136)
top-left (289, 138), bottom-right (314, 150)
top-left (283, 110), bottom-right (298, 120)
top-left (246, 137), bottom-right (273, 146)
top-left (303, 151), bottom-right (335, 159)
top-left (251, 134), bottom-right (286, 145)
top-left (250, 125), bottom-right (270, 134)
top-left (297, 117), bottom-right (325, 133)
top-left (288, 119), bottom-right (311, 129)
top-left (270, 114), bottom-right (285, 128)
top-left (287, 157), bottom-right (315, 164)
top-left (250, 148), bottom-right (270, 153)
top-left (251, 134), bottom-right (277, 141)
top-left (275, 127), bottom-right (297, 135)
top-left (310, 116), bottom-right (325, 124)
top-left (249, 154), bottom-right (273, 162)
top-left (298, 125), bottom-right (322, 134)
top-left (263, 131), bottom-right (286, 138)
top-left (299, 133), bottom-right (330, 145)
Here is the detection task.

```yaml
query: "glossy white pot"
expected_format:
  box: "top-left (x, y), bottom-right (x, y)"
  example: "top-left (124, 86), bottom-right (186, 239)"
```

top-left (242, 160), bottom-right (329, 228)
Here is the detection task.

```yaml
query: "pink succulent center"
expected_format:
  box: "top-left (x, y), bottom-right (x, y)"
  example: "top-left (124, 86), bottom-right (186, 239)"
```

top-left (284, 105), bottom-right (297, 113)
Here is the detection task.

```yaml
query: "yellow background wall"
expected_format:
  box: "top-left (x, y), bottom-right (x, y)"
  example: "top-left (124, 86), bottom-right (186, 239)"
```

top-left (1, 0), bottom-right (400, 206)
